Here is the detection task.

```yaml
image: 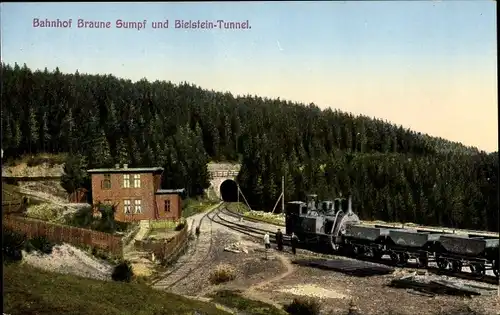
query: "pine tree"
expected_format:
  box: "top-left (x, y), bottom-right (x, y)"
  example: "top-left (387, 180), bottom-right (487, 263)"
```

top-left (28, 107), bottom-right (39, 153)
top-left (115, 138), bottom-right (129, 165)
top-left (61, 154), bottom-right (88, 194)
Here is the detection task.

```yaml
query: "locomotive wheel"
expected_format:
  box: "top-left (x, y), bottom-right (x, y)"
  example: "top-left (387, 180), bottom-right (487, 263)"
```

top-left (372, 249), bottom-right (382, 260)
top-left (417, 254), bottom-right (428, 268)
top-left (451, 261), bottom-right (462, 273)
top-left (493, 260), bottom-right (499, 277)
top-left (436, 257), bottom-right (449, 270)
top-left (353, 246), bottom-right (365, 258)
top-left (389, 252), bottom-right (400, 266)
top-left (469, 263), bottom-right (485, 275)
top-left (398, 253), bottom-right (409, 265)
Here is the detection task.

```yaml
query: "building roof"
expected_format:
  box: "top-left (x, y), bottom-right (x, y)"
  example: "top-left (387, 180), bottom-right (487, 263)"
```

top-left (87, 167), bottom-right (164, 174)
top-left (156, 188), bottom-right (186, 195)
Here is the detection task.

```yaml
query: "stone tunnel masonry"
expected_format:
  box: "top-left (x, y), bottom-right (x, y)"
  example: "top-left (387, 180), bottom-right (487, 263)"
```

top-left (207, 162), bottom-right (241, 200)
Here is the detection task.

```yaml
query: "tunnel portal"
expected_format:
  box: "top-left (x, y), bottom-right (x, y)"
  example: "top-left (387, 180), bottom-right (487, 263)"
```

top-left (220, 179), bottom-right (238, 202)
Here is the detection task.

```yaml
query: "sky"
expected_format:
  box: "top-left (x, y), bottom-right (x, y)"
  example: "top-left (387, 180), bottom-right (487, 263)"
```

top-left (1, 1), bottom-right (497, 152)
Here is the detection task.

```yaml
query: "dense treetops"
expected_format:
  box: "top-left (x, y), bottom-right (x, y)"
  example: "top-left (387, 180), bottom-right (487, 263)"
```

top-left (1, 62), bottom-right (497, 231)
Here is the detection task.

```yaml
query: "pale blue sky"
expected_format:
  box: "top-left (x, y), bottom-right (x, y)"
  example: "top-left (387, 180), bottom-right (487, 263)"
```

top-left (1, 1), bottom-right (497, 151)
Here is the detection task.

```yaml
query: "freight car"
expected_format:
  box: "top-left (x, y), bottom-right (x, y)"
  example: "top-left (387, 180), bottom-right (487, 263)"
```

top-left (284, 195), bottom-right (499, 278)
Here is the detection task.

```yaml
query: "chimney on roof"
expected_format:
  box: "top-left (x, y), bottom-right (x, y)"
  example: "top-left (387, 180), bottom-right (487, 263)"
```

top-left (123, 164), bottom-right (128, 169)
top-left (115, 164), bottom-right (120, 169)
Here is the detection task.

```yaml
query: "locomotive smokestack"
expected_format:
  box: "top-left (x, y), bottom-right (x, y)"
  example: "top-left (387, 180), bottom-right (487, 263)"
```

top-left (348, 195), bottom-right (353, 214)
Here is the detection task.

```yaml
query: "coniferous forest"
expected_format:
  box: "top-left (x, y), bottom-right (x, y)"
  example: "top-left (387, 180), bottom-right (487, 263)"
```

top-left (1, 63), bottom-right (498, 232)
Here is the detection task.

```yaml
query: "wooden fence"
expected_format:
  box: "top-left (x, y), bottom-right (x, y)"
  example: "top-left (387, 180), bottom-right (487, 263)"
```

top-left (134, 223), bottom-right (189, 263)
top-left (2, 215), bottom-right (124, 257)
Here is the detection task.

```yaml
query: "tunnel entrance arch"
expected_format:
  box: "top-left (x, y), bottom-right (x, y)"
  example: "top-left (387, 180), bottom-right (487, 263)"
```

top-left (207, 163), bottom-right (241, 200)
top-left (220, 179), bottom-right (238, 202)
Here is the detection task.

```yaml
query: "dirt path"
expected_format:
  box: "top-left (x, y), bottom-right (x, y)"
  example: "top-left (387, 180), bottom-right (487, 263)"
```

top-left (242, 253), bottom-right (295, 309)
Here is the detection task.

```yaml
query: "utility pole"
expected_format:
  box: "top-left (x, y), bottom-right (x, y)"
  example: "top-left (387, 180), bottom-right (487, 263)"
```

top-left (237, 185), bottom-right (253, 211)
top-left (281, 175), bottom-right (285, 213)
top-left (237, 182), bottom-right (240, 203)
top-left (272, 176), bottom-right (286, 214)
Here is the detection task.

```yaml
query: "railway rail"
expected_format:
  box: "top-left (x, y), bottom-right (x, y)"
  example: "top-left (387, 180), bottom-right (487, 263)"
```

top-left (211, 207), bottom-right (291, 245)
top-left (152, 204), bottom-right (218, 289)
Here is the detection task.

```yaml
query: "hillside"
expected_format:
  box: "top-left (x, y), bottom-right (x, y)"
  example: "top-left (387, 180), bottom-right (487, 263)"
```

top-left (1, 63), bottom-right (498, 232)
top-left (3, 263), bottom-right (230, 315)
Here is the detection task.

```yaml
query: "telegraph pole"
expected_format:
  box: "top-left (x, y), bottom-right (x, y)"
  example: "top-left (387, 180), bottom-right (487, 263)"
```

top-left (281, 175), bottom-right (285, 213)
top-left (237, 182), bottom-right (240, 204)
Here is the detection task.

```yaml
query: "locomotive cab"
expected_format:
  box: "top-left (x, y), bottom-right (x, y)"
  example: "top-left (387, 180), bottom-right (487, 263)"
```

top-left (285, 201), bottom-right (306, 235)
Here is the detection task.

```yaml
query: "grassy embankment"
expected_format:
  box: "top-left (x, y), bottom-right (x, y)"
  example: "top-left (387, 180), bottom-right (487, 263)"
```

top-left (209, 290), bottom-right (287, 315)
top-left (226, 202), bottom-right (285, 226)
top-left (146, 198), bottom-right (218, 238)
top-left (3, 263), bottom-right (231, 315)
top-left (182, 198), bottom-right (219, 218)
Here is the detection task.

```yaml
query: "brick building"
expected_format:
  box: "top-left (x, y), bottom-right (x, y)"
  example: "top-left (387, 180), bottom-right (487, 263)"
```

top-left (88, 164), bottom-right (185, 222)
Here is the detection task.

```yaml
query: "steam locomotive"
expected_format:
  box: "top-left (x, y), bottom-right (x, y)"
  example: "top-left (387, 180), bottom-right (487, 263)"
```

top-left (284, 194), bottom-right (499, 278)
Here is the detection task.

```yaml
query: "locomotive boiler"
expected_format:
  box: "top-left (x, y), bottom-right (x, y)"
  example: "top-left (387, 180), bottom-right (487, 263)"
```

top-left (285, 194), bottom-right (361, 251)
top-left (284, 194), bottom-right (499, 278)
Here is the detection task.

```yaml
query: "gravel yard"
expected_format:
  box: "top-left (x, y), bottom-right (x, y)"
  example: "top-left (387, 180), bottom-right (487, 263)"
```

top-left (257, 259), bottom-right (500, 315)
top-left (152, 207), bottom-right (500, 315)
top-left (158, 228), bottom-right (286, 297)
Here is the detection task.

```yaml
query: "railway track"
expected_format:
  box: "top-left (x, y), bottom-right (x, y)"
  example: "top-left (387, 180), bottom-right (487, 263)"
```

top-left (218, 204), bottom-right (499, 285)
top-left (223, 206), bottom-right (285, 227)
top-left (152, 204), bottom-right (218, 289)
top-left (212, 207), bottom-right (290, 245)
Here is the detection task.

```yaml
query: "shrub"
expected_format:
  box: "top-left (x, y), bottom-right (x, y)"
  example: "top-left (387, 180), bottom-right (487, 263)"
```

top-left (70, 206), bottom-right (94, 227)
top-left (112, 260), bottom-right (134, 282)
top-left (209, 264), bottom-right (236, 285)
top-left (26, 155), bottom-right (51, 166)
top-left (26, 204), bottom-right (62, 221)
top-left (28, 236), bottom-right (55, 254)
top-left (2, 229), bottom-right (26, 263)
top-left (174, 221), bottom-right (186, 231)
top-left (69, 203), bottom-right (129, 234)
top-left (92, 203), bottom-right (118, 233)
top-left (284, 297), bottom-right (321, 315)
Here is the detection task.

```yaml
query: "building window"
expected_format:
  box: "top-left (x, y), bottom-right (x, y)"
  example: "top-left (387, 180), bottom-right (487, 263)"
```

top-left (124, 199), bottom-right (131, 214)
top-left (102, 174), bottom-right (111, 189)
top-left (165, 200), bottom-right (171, 212)
top-left (133, 174), bottom-right (141, 188)
top-left (134, 199), bottom-right (142, 214)
top-left (123, 174), bottom-right (130, 188)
